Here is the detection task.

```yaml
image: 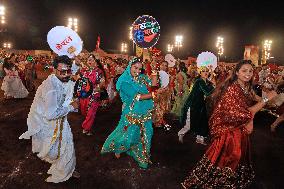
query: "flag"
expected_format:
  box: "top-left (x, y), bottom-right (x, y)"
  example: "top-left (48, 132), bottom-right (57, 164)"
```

top-left (95, 35), bottom-right (101, 51)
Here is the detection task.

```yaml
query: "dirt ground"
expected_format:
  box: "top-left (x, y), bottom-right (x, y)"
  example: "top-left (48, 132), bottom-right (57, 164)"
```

top-left (0, 71), bottom-right (284, 189)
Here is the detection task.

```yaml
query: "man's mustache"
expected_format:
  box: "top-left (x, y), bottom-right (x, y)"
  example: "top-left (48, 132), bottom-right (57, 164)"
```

top-left (61, 76), bottom-right (71, 82)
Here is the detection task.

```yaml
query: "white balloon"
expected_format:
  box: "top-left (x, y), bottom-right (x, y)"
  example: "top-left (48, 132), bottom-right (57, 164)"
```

top-left (47, 26), bottom-right (83, 58)
top-left (196, 51), bottom-right (217, 70)
top-left (159, 70), bottom-right (169, 88)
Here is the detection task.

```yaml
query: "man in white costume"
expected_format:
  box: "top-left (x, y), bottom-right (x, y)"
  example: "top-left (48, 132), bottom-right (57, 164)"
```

top-left (19, 55), bottom-right (79, 183)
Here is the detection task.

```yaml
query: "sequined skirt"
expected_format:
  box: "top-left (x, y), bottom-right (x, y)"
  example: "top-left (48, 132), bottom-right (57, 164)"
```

top-left (182, 128), bottom-right (255, 189)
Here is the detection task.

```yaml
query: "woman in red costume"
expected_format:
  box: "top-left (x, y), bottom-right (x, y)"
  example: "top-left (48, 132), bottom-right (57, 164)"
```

top-left (182, 60), bottom-right (277, 188)
top-left (80, 54), bottom-right (106, 135)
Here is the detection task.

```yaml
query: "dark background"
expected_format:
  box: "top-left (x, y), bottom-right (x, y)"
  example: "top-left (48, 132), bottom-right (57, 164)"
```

top-left (1, 0), bottom-right (284, 62)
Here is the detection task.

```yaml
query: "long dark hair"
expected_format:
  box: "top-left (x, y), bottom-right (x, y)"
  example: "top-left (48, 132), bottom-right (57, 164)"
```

top-left (3, 58), bottom-right (14, 70)
top-left (88, 54), bottom-right (107, 81)
top-left (210, 59), bottom-right (254, 107)
top-left (178, 61), bottom-right (188, 74)
top-left (52, 55), bottom-right (72, 69)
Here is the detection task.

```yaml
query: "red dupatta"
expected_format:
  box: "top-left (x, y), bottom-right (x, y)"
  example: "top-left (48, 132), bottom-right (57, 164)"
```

top-left (209, 83), bottom-right (253, 138)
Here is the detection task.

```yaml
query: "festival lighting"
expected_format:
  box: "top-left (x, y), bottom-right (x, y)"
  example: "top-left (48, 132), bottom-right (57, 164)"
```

top-left (175, 35), bottom-right (183, 51)
top-left (67, 17), bottom-right (78, 32)
top-left (264, 40), bottom-right (272, 60)
top-left (129, 26), bottom-right (133, 40)
top-left (261, 40), bottom-right (272, 64)
top-left (167, 44), bottom-right (174, 52)
top-left (121, 42), bottom-right (128, 53)
top-left (216, 36), bottom-right (224, 61)
top-left (129, 26), bottom-right (135, 54)
top-left (0, 5), bottom-right (5, 24)
top-left (3, 42), bottom-right (12, 49)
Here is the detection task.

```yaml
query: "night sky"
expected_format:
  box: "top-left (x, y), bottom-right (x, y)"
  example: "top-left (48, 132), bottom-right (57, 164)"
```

top-left (2, 0), bottom-right (284, 62)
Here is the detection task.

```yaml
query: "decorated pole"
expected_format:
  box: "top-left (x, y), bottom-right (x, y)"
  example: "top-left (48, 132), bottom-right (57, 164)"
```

top-left (131, 15), bottom-right (161, 89)
top-left (131, 15), bottom-right (160, 63)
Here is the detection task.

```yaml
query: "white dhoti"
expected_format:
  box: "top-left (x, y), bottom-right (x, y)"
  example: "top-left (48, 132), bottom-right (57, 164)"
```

top-left (19, 74), bottom-right (76, 183)
top-left (178, 107), bottom-right (191, 136)
top-left (20, 113), bottom-right (76, 183)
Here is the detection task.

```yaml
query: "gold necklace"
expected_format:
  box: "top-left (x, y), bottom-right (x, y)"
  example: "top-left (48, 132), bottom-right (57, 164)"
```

top-left (133, 76), bottom-right (138, 81)
top-left (238, 82), bottom-right (249, 95)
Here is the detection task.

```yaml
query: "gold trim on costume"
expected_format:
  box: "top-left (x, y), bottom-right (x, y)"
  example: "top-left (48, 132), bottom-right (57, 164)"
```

top-left (181, 155), bottom-right (255, 189)
top-left (57, 118), bottom-right (64, 159)
top-left (125, 110), bottom-right (153, 164)
top-left (51, 120), bottom-right (59, 144)
top-left (50, 117), bottom-right (65, 160)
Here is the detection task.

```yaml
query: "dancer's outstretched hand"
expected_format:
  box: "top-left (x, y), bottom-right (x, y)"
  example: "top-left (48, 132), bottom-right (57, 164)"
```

top-left (70, 99), bottom-right (79, 109)
top-left (244, 120), bottom-right (254, 134)
top-left (266, 90), bottom-right (278, 101)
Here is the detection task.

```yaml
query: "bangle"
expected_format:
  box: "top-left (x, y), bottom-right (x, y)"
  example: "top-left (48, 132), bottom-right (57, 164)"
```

top-left (151, 71), bottom-right (157, 76)
top-left (262, 96), bottom-right (269, 104)
top-left (151, 92), bottom-right (157, 99)
top-left (135, 94), bottom-right (141, 101)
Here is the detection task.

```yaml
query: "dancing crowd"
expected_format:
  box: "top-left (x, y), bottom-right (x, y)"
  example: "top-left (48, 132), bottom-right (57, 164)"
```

top-left (1, 48), bottom-right (284, 188)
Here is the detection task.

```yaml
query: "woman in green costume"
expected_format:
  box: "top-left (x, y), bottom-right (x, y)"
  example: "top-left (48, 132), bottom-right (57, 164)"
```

top-left (101, 57), bottom-right (160, 169)
top-left (178, 66), bottom-right (215, 144)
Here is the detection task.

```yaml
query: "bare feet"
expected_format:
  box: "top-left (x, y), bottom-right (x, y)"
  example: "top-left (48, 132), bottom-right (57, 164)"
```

top-left (196, 136), bottom-right (207, 145)
top-left (72, 170), bottom-right (80, 178)
top-left (82, 130), bottom-right (88, 134)
top-left (271, 125), bottom-right (277, 132)
top-left (164, 124), bottom-right (171, 131)
top-left (82, 130), bottom-right (93, 136)
top-left (178, 134), bottom-right (184, 143)
top-left (86, 132), bottom-right (93, 136)
top-left (115, 153), bottom-right (120, 159)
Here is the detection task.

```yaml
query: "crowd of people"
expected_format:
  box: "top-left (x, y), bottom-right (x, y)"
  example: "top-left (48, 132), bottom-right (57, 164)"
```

top-left (1, 48), bottom-right (284, 188)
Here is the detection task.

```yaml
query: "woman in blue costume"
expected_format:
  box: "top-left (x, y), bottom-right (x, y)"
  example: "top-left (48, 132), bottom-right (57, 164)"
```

top-left (101, 57), bottom-right (160, 169)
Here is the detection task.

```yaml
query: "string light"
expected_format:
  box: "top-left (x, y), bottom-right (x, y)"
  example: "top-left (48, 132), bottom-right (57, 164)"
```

top-left (216, 36), bottom-right (224, 61)
top-left (129, 26), bottom-right (133, 40)
top-left (261, 40), bottom-right (272, 64)
top-left (216, 36), bottom-right (224, 56)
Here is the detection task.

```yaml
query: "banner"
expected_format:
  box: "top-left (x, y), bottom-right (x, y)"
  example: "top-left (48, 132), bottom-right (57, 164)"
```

top-left (132, 15), bottom-right (160, 49)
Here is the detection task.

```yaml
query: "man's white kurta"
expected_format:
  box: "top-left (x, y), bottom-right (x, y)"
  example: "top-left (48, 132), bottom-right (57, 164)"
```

top-left (19, 74), bottom-right (76, 183)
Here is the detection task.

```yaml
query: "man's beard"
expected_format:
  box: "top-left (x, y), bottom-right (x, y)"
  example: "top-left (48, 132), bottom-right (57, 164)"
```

top-left (59, 76), bottom-right (70, 82)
